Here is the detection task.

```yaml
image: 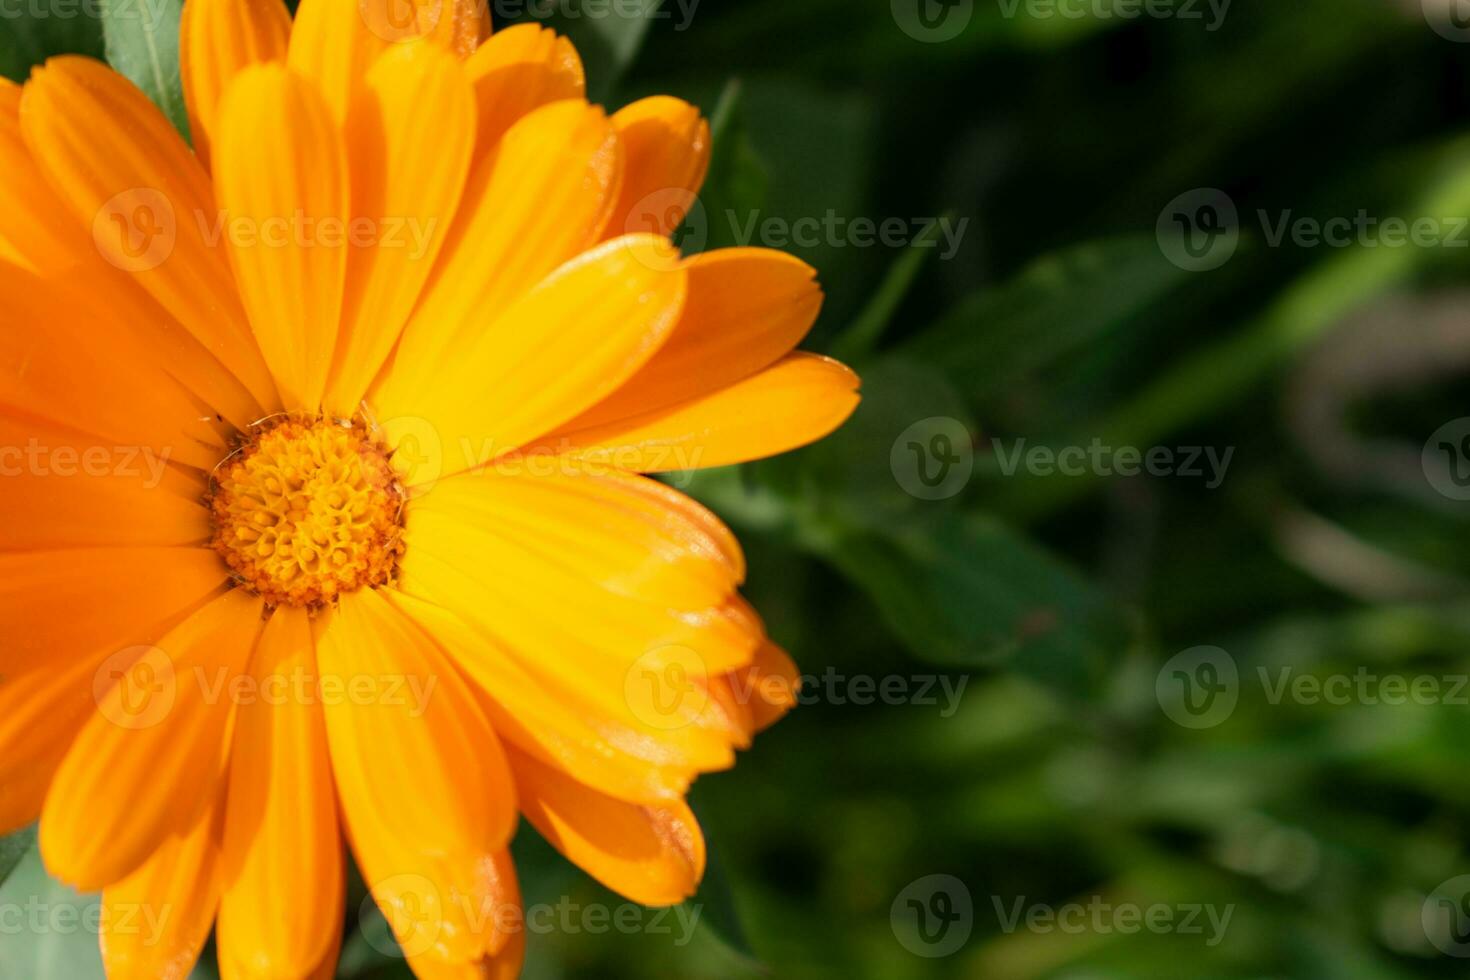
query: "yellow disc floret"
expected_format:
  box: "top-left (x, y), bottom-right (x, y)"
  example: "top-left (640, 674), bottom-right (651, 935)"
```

top-left (209, 417), bottom-right (404, 608)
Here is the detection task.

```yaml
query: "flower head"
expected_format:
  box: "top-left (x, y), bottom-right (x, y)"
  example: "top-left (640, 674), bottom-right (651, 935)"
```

top-left (0, 2), bottom-right (859, 976)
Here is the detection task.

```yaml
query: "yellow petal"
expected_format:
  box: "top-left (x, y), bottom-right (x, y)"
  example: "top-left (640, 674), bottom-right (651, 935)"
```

top-left (381, 99), bottom-right (622, 402)
top-left (463, 24), bottom-right (583, 155)
top-left (384, 589), bottom-right (700, 805)
top-left (324, 42), bottom-right (475, 415)
top-left (100, 790), bottom-right (224, 980)
top-left (565, 248), bottom-right (823, 429)
top-left (180, 0), bottom-right (291, 169)
top-left (549, 352), bottom-right (861, 472)
top-left (20, 56), bottom-right (280, 412)
top-left (407, 469), bottom-right (743, 610)
top-left (363, 851), bottom-right (520, 977)
top-left (511, 748), bottom-right (705, 906)
top-left (379, 234), bottom-right (685, 480)
top-left (39, 589), bottom-right (264, 891)
top-left (396, 521), bottom-right (745, 773)
top-left (217, 607), bottom-right (343, 979)
top-left (289, 0), bottom-right (485, 125)
top-left (315, 588), bottom-right (517, 963)
top-left (607, 96), bottom-right (709, 240)
top-left (404, 931), bottom-right (525, 980)
top-left (214, 64), bottom-right (349, 414)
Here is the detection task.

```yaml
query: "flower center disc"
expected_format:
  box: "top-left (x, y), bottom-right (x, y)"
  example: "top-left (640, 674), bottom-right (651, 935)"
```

top-left (209, 417), bottom-right (404, 608)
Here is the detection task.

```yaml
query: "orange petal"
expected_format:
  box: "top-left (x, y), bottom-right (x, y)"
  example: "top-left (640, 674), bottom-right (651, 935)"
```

top-left (324, 41), bottom-right (475, 415)
top-left (0, 81), bottom-right (80, 273)
top-left (379, 234), bottom-right (684, 480)
top-left (0, 653), bottom-right (124, 833)
top-left (0, 264), bottom-right (229, 470)
top-left (39, 589), bottom-right (264, 891)
top-left (0, 562), bottom-right (227, 832)
top-left (607, 96), bottom-right (709, 241)
top-left (381, 99), bottom-right (621, 409)
top-left (100, 789), bottom-right (224, 980)
top-left (727, 638), bottom-right (802, 734)
top-left (463, 24), bottom-right (583, 155)
top-left (0, 547), bottom-right (229, 680)
top-left (549, 352), bottom-right (861, 472)
top-left (20, 56), bottom-right (280, 412)
top-left (214, 64), bottom-right (349, 414)
top-left (395, 522), bottom-right (744, 773)
top-left (180, 0), bottom-right (292, 169)
top-left (0, 414), bottom-right (210, 551)
top-left (566, 248), bottom-right (823, 429)
top-left (217, 607), bottom-right (343, 979)
top-left (315, 588), bottom-right (516, 964)
top-left (0, 94), bottom-right (261, 425)
top-left (511, 748), bottom-right (705, 906)
top-left (384, 589), bottom-right (700, 805)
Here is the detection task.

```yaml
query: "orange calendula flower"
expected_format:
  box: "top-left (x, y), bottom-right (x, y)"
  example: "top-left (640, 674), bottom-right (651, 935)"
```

top-left (0, 1), bottom-right (859, 977)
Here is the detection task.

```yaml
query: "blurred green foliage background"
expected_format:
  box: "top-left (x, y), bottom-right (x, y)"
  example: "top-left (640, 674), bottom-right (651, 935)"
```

top-left (7, 0), bottom-right (1470, 977)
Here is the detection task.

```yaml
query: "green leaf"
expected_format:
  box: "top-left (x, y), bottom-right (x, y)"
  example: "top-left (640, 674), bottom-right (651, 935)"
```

top-left (0, 13), bottom-right (105, 82)
top-left (101, 0), bottom-right (190, 140)
top-left (0, 825), bottom-right (35, 890)
top-left (0, 847), bottom-right (104, 979)
top-left (824, 511), bottom-right (1131, 699)
top-left (897, 236), bottom-right (1188, 400)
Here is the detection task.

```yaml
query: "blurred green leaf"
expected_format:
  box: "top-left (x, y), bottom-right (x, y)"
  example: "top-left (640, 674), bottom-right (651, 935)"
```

top-left (685, 839), bottom-right (758, 966)
top-left (831, 214), bottom-right (951, 363)
top-left (541, 0), bottom-right (664, 103)
top-left (100, 0), bottom-right (189, 139)
top-left (0, 848), bottom-right (103, 978)
top-left (0, 825), bottom-right (35, 889)
top-left (825, 511), bottom-right (1131, 699)
top-left (0, 11), bottom-right (105, 81)
top-left (897, 236), bottom-right (1188, 400)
